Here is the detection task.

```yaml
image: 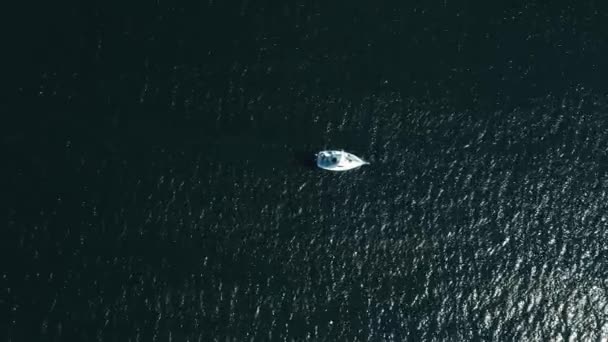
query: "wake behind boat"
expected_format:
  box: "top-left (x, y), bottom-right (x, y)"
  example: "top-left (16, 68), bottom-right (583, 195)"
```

top-left (316, 150), bottom-right (369, 171)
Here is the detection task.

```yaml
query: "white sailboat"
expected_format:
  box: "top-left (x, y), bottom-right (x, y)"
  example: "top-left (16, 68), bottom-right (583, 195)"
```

top-left (316, 150), bottom-right (369, 171)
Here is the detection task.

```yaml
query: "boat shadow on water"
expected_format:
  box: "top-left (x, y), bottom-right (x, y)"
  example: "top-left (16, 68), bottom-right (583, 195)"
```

top-left (292, 150), bottom-right (318, 170)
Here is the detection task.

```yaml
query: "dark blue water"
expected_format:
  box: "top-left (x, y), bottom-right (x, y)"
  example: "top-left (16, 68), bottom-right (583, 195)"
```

top-left (5, 1), bottom-right (608, 341)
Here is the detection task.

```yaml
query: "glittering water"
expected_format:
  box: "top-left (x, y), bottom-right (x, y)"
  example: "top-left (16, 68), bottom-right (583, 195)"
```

top-left (5, 1), bottom-right (608, 341)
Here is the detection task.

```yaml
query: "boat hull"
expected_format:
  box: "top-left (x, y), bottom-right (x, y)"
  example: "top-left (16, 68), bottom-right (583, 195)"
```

top-left (316, 150), bottom-right (369, 171)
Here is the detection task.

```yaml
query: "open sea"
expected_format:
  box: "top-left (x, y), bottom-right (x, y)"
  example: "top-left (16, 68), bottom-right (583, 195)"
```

top-left (4, 1), bottom-right (608, 341)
